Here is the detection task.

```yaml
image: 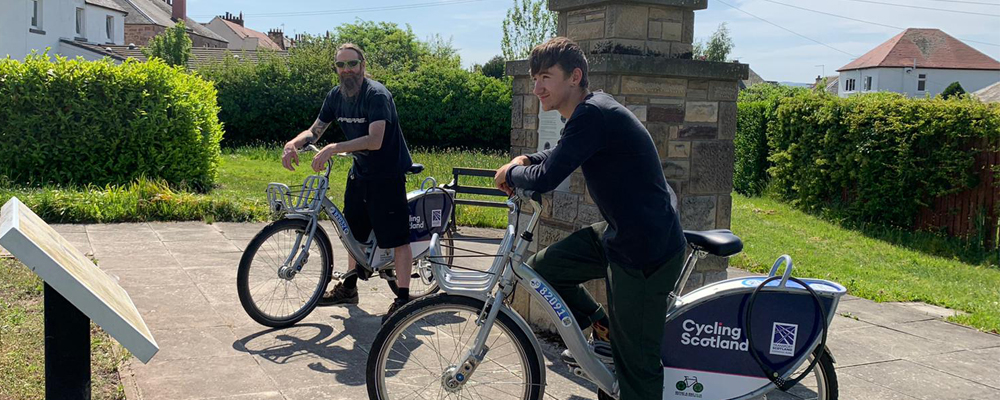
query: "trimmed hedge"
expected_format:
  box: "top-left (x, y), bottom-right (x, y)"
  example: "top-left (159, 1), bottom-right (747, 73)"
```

top-left (198, 50), bottom-right (512, 150)
top-left (733, 84), bottom-right (809, 196)
top-left (766, 91), bottom-right (999, 228)
top-left (384, 61), bottom-right (512, 150)
top-left (0, 55), bottom-right (223, 190)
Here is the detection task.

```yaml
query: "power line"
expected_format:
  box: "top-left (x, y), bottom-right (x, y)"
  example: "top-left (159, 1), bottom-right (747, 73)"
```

top-left (763, 0), bottom-right (1000, 47)
top-left (920, 0), bottom-right (1000, 6)
top-left (838, 0), bottom-right (1000, 17)
top-left (190, 0), bottom-right (491, 19)
top-left (716, 0), bottom-right (857, 57)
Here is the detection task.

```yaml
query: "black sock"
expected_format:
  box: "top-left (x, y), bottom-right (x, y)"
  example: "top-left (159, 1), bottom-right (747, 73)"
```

top-left (397, 287), bottom-right (409, 302)
top-left (343, 275), bottom-right (358, 290)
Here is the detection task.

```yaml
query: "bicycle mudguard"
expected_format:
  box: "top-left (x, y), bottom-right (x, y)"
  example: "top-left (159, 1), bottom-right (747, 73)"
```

top-left (660, 277), bottom-right (846, 400)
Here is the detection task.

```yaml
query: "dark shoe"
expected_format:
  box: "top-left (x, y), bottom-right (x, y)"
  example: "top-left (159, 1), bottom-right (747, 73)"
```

top-left (316, 282), bottom-right (358, 306)
top-left (382, 298), bottom-right (408, 324)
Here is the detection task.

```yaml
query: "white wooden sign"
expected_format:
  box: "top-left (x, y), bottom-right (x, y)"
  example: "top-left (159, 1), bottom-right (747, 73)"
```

top-left (0, 197), bottom-right (158, 363)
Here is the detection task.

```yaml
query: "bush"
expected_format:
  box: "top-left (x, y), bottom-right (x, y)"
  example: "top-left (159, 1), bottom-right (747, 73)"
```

top-left (199, 47), bottom-right (513, 150)
top-left (734, 101), bottom-right (771, 196)
top-left (733, 84), bottom-right (808, 196)
top-left (0, 55), bottom-right (223, 190)
top-left (384, 61), bottom-right (512, 150)
top-left (767, 91), bottom-right (999, 227)
top-left (941, 81), bottom-right (966, 99)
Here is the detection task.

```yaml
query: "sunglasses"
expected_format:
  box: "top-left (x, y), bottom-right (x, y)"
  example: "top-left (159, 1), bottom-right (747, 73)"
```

top-left (335, 59), bottom-right (362, 69)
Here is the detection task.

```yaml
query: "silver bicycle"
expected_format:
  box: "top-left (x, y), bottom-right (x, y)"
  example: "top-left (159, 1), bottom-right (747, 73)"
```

top-left (366, 189), bottom-right (845, 400)
top-left (236, 146), bottom-right (456, 328)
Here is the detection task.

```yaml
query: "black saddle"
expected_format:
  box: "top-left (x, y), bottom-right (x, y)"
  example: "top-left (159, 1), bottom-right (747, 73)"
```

top-left (407, 164), bottom-right (424, 174)
top-left (683, 229), bottom-right (743, 257)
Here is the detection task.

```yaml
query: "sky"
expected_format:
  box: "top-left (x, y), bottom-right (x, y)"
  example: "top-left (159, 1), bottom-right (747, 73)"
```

top-left (185, 0), bottom-right (1000, 83)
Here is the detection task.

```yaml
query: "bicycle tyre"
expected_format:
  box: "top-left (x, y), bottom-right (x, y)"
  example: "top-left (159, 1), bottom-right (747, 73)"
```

top-left (366, 293), bottom-right (543, 400)
top-left (237, 218), bottom-right (332, 328)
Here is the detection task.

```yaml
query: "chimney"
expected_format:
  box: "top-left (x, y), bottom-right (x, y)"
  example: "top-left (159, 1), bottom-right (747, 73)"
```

top-left (221, 11), bottom-right (244, 27)
top-left (267, 29), bottom-right (286, 50)
top-left (171, 0), bottom-right (186, 22)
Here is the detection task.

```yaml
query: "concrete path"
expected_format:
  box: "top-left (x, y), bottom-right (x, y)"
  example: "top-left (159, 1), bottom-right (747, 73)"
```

top-left (47, 221), bottom-right (1000, 400)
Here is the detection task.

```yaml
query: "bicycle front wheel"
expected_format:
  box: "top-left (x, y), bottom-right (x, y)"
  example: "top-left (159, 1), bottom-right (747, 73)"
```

top-left (367, 294), bottom-right (543, 400)
top-left (237, 218), bottom-right (332, 328)
top-left (774, 346), bottom-right (838, 400)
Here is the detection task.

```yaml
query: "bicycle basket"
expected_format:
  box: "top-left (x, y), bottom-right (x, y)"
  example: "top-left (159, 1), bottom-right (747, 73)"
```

top-left (266, 175), bottom-right (327, 216)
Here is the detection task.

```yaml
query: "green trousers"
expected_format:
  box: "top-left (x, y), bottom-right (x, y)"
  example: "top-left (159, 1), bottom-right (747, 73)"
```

top-left (527, 222), bottom-right (685, 400)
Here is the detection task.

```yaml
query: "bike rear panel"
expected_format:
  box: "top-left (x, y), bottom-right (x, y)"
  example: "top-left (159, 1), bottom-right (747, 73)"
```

top-left (661, 277), bottom-right (846, 400)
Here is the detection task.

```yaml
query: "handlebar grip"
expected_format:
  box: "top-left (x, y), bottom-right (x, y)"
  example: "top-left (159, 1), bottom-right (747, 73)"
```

top-left (518, 189), bottom-right (542, 202)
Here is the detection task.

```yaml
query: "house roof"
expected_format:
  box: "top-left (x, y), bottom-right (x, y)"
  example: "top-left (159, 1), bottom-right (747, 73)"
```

top-left (59, 39), bottom-right (127, 61)
top-left (974, 81), bottom-right (1000, 103)
top-left (838, 28), bottom-right (1000, 72)
top-left (215, 18), bottom-right (283, 51)
top-left (85, 0), bottom-right (128, 13)
top-left (112, 0), bottom-right (227, 43)
top-left (71, 42), bottom-right (286, 69)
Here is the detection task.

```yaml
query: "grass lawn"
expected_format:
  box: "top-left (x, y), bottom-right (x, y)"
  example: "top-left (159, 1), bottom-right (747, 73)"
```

top-left (730, 193), bottom-right (1000, 334)
top-left (0, 147), bottom-right (511, 228)
top-left (0, 259), bottom-right (128, 399)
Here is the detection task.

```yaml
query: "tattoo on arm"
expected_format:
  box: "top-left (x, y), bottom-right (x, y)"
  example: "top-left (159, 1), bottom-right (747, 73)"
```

top-left (309, 119), bottom-right (331, 141)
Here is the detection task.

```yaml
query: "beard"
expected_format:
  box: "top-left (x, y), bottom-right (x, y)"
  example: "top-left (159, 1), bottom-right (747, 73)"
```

top-left (339, 72), bottom-right (364, 99)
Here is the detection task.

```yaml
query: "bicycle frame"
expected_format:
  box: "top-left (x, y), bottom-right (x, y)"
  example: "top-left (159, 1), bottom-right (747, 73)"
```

top-left (269, 152), bottom-right (445, 283)
top-left (426, 193), bottom-right (844, 400)
top-left (428, 195), bottom-right (620, 396)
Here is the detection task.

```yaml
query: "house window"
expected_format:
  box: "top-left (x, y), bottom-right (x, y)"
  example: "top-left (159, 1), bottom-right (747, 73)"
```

top-left (75, 7), bottom-right (84, 35)
top-left (917, 74), bottom-right (927, 91)
top-left (106, 16), bottom-right (114, 40)
top-left (30, 0), bottom-right (41, 28)
top-left (845, 78), bottom-right (856, 92)
top-left (864, 76), bottom-right (872, 91)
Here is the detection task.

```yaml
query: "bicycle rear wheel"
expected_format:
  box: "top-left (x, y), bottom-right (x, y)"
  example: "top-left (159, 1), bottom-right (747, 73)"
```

top-left (387, 229), bottom-right (455, 300)
top-left (237, 218), bottom-right (332, 328)
top-left (366, 294), bottom-right (543, 400)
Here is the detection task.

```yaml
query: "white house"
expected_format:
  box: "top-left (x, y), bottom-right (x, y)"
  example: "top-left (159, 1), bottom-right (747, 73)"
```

top-left (1, 0), bottom-right (128, 61)
top-left (837, 28), bottom-right (1000, 98)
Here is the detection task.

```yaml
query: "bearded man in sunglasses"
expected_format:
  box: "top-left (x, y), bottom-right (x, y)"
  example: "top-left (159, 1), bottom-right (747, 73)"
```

top-left (281, 43), bottom-right (416, 322)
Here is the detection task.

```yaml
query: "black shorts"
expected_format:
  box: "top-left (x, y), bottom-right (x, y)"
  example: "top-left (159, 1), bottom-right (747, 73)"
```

top-left (343, 174), bottom-right (411, 249)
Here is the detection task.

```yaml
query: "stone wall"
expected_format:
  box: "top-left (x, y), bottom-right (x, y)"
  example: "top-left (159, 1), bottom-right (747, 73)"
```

top-left (506, 0), bottom-right (747, 333)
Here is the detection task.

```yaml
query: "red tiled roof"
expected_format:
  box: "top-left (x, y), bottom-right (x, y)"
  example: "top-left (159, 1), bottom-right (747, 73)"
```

top-left (220, 19), bottom-right (282, 51)
top-left (838, 28), bottom-right (1000, 72)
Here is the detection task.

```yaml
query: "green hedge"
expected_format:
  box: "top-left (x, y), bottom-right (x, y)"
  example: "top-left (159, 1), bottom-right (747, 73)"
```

top-left (767, 91), bottom-right (999, 227)
top-left (197, 51), bottom-right (512, 150)
top-left (0, 55), bottom-right (223, 190)
top-left (734, 101), bottom-right (771, 196)
top-left (384, 61), bottom-right (512, 150)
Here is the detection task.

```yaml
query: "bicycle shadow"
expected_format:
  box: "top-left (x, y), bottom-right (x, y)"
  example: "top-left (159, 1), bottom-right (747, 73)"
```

top-left (232, 306), bottom-right (382, 386)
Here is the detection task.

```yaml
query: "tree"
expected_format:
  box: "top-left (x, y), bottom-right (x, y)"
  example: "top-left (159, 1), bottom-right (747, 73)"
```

top-left (480, 55), bottom-right (506, 79)
top-left (942, 81), bottom-right (966, 99)
top-left (501, 0), bottom-right (557, 60)
top-left (143, 21), bottom-right (192, 67)
top-left (693, 23), bottom-right (734, 62)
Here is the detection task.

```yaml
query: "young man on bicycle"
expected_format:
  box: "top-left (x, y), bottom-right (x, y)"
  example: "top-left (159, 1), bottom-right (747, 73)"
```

top-left (281, 43), bottom-right (415, 321)
top-left (494, 37), bottom-right (687, 400)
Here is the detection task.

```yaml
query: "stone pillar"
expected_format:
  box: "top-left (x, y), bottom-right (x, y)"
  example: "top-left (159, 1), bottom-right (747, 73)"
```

top-left (506, 0), bottom-right (748, 333)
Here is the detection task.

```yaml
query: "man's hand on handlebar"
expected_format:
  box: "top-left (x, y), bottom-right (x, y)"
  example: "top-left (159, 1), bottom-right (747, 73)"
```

top-left (493, 155), bottom-right (530, 196)
top-left (311, 143), bottom-right (340, 173)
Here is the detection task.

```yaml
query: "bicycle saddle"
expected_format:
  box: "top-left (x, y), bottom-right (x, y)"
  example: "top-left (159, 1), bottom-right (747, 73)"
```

top-left (407, 164), bottom-right (425, 174)
top-left (683, 229), bottom-right (743, 257)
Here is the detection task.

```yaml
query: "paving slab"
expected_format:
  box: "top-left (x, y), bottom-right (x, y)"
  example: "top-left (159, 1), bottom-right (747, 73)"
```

top-left (841, 360), bottom-right (1000, 400)
top-left (64, 222), bottom-right (999, 400)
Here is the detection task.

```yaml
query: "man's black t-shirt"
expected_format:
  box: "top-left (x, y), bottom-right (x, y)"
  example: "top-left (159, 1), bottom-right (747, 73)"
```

top-left (506, 92), bottom-right (686, 270)
top-left (317, 78), bottom-right (412, 179)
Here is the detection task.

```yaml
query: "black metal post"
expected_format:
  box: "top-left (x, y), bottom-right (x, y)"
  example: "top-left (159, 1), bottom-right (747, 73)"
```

top-left (44, 283), bottom-right (91, 400)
